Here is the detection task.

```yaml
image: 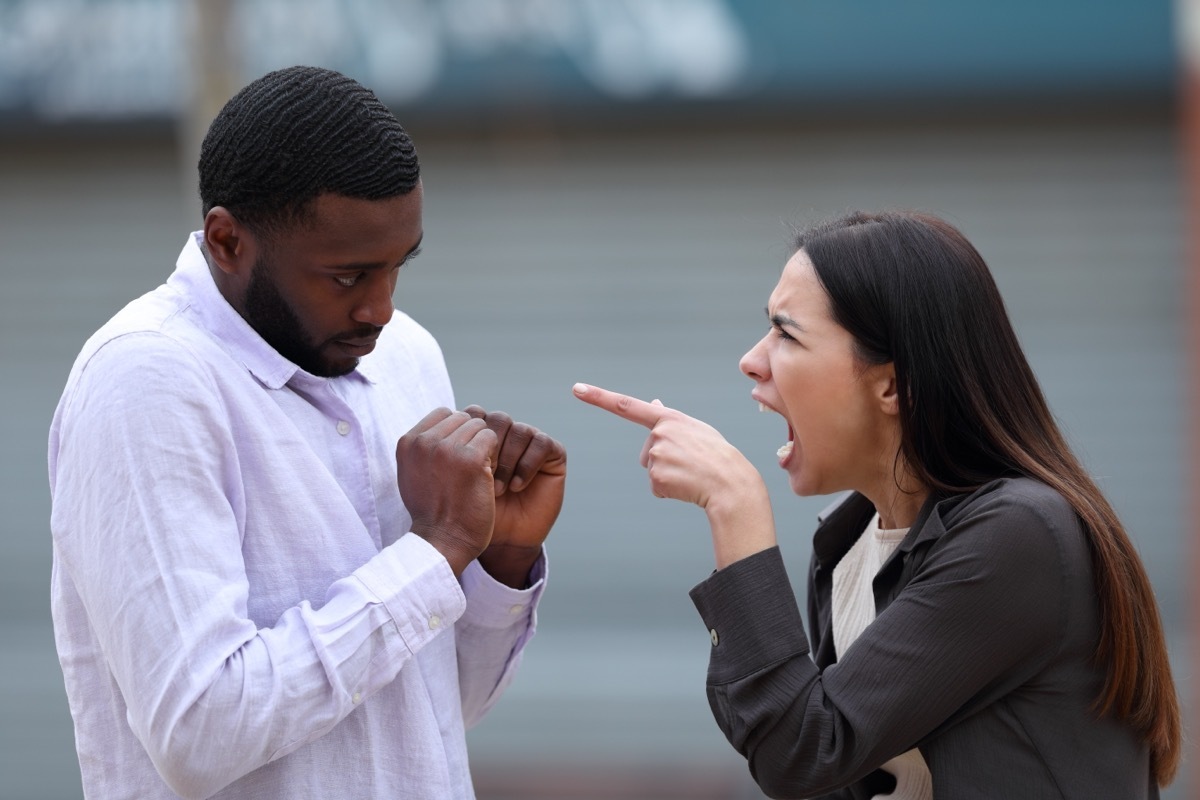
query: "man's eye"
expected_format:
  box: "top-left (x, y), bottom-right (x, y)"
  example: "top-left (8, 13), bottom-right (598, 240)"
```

top-left (335, 274), bottom-right (360, 288)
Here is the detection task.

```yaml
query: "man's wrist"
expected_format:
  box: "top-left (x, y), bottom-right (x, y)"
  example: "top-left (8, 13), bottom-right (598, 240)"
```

top-left (477, 543), bottom-right (542, 588)
top-left (411, 523), bottom-right (485, 578)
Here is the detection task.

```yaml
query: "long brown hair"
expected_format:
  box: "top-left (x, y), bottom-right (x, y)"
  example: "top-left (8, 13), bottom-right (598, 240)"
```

top-left (797, 210), bottom-right (1181, 785)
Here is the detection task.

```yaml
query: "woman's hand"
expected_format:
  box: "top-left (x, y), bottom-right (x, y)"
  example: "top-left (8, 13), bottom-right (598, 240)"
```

top-left (572, 383), bottom-right (776, 568)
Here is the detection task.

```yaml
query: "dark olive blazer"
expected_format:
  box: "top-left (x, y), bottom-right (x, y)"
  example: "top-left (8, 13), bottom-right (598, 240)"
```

top-left (689, 477), bottom-right (1155, 799)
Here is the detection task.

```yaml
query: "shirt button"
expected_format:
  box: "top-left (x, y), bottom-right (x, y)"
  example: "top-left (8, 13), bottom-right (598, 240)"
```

top-left (429, 614), bottom-right (442, 630)
top-left (508, 604), bottom-right (524, 615)
top-left (336, 420), bottom-right (351, 436)
top-left (352, 692), bottom-right (362, 704)
top-left (709, 628), bottom-right (719, 646)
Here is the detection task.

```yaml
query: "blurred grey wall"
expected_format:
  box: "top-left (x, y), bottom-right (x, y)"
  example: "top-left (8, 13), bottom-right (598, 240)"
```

top-left (0, 114), bottom-right (1185, 798)
top-left (0, 0), bottom-right (1187, 797)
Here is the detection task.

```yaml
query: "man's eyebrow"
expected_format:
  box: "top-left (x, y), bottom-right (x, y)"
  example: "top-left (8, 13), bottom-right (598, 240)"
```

top-left (402, 241), bottom-right (423, 264)
top-left (330, 237), bottom-right (424, 271)
top-left (766, 308), bottom-right (804, 331)
top-left (405, 236), bottom-right (424, 259)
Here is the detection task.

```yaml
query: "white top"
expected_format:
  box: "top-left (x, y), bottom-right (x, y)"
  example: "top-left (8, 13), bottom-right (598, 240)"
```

top-left (48, 232), bottom-right (544, 799)
top-left (832, 513), bottom-right (933, 800)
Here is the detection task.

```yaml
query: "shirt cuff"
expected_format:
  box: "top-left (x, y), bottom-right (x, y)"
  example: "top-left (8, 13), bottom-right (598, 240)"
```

top-left (353, 533), bottom-right (467, 654)
top-left (688, 546), bottom-right (810, 685)
top-left (459, 549), bottom-right (547, 630)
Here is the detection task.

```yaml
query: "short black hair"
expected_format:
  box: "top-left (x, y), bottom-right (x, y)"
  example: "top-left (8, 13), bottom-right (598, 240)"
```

top-left (198, 65), bottom-right (420, 235)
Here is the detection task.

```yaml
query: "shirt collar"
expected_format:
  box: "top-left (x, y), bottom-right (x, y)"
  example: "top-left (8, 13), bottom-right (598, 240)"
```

top-left (169, 231), bottom-right (374, 390)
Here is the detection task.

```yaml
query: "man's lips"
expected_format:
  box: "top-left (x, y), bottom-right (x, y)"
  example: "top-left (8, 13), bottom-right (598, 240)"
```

top-left (331, 326), bottom-right (382, 349)
top-left (333, 334), bottom-right (380, 353)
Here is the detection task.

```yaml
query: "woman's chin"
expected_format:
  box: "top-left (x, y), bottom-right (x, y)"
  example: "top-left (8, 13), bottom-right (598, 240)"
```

top-left (787, 470), bottom-right (814, 496)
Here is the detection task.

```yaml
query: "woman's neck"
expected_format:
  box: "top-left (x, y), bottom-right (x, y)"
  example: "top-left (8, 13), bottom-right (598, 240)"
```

top-left (863, 462), bottom-right (930, 530)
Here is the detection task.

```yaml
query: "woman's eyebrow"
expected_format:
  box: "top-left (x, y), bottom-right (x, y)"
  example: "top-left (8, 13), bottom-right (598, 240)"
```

top-left (767, 309), bottom-right (804, 332)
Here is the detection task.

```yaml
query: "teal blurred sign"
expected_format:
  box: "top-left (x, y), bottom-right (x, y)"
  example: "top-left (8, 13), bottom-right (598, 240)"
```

top-left (0, 0), bottom-right (1175, 121)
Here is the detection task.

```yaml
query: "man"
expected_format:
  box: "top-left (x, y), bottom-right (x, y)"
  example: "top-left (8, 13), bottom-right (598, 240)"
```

top-left (48, 65), bottom-right (566, 799)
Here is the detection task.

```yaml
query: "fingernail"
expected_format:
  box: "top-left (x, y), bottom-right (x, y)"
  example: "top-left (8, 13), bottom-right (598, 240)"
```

top-left (494, 479), bottom-right (505, 496)
top-left (509, 476), bottom-right (524, 492)
top-left (573, 383), bottom-right (589, 395)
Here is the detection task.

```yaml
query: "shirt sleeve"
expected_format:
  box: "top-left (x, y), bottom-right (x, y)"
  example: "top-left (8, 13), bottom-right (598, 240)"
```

top-left (49, 333), bottom-right (470, 799)
top-left (377, 312), bottom-right (547, 727)
top-left (688, 495), bottom-right (1070, 799)
top-left (454, 553), bottom-right (547, 728)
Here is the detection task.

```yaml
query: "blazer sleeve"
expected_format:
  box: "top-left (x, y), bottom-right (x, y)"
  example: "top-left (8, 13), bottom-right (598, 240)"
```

top-left (688, 493), bottom-right (1071, 799)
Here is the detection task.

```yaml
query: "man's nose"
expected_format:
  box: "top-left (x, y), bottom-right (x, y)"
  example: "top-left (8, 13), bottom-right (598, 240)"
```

top-left (352, 277), bottom-right (394, 327)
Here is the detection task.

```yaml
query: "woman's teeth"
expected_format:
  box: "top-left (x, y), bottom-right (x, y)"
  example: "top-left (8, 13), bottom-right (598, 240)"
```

top-left (758, 403), bottom-right (792, 458)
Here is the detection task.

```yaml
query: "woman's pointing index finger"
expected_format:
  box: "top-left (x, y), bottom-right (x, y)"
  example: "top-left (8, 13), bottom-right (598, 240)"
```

top-left (573, 383), bottom-right (666, 429)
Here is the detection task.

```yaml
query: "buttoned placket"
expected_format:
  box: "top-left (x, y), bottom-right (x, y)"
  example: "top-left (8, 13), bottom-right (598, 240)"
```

top-left (288, 373), bottom-right (384, 550)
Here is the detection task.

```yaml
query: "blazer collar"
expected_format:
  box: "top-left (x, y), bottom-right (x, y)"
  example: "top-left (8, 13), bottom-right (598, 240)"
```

top-left (812, 489), bottom-right (946, 571)
top-left (812, 479), bottom-right (1011, 571)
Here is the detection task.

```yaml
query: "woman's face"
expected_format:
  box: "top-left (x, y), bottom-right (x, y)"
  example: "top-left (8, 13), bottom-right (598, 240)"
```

top-left (740, 249), bottom-right (897, 498)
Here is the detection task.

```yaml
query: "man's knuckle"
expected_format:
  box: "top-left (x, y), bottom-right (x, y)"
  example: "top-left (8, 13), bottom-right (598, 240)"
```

top-left (507, 424), bottom-right (533, 444)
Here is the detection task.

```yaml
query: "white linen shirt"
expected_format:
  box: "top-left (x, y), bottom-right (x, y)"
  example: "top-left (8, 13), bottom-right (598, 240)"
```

top-left (48, 231), bottom-right (544, 800)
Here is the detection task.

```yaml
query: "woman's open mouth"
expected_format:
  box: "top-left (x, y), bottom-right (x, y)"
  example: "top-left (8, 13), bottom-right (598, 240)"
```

top-left (757, 400), bottom-right (795, 466)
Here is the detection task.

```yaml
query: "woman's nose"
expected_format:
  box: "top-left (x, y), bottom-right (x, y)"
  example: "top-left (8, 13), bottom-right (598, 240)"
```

top-left (739, 334), bottom-right (770, 382)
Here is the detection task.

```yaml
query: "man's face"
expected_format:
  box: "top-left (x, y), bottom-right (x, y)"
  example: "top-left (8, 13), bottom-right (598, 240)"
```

top-left (239, 188), bottom-right (423, 377)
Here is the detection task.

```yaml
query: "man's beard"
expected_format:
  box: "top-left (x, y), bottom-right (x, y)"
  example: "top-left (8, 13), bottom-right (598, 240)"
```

top-left (243, 258), bottom-right (353, 378)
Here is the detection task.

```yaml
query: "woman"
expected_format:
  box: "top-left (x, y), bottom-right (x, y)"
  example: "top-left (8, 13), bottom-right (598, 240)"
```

top-left (573, 211), bottom-right (1180, 799)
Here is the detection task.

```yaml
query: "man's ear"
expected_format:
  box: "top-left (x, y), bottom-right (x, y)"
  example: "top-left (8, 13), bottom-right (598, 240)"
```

top-left (203, 207), bottom-right (252, 278)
